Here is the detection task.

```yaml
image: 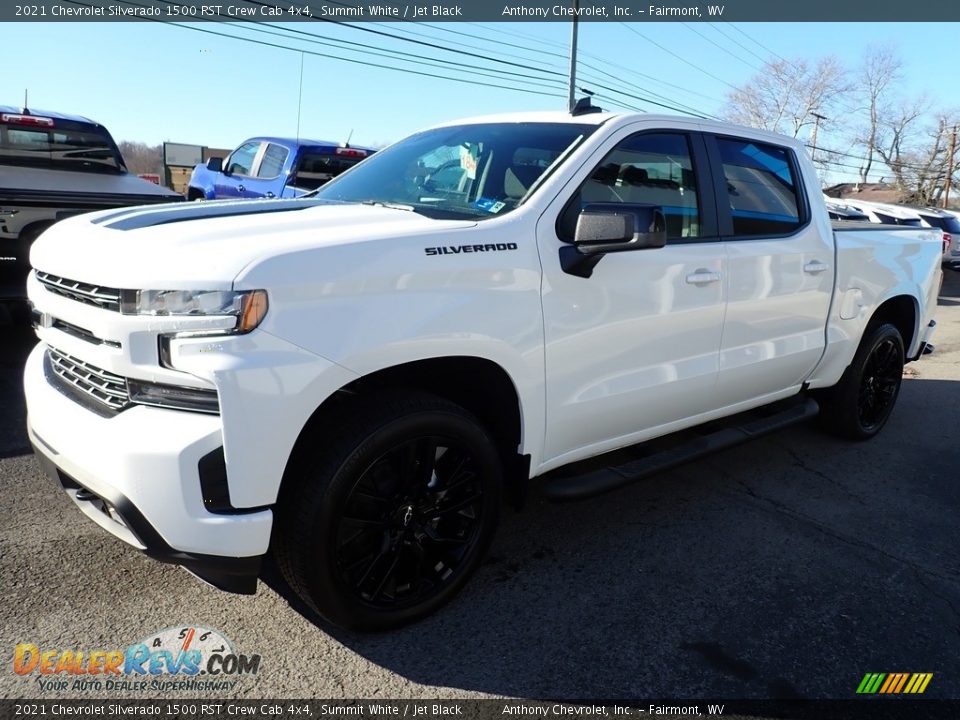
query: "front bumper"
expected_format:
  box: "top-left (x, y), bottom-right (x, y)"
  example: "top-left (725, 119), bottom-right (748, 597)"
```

top-left (31, 443), bottom-right (262, 594)
top-left (24, 343), bottom-right (271, 593)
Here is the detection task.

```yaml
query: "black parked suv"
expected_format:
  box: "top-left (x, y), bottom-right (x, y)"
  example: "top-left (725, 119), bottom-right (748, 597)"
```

top-left (0, 105), bottom-right (182, 313)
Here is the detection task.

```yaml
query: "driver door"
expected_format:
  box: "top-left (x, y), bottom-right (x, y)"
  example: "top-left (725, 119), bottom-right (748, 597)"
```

top-left (537, 126), bottom-right (728, 465)
top-left (215, 141), bottom-right (261, 198)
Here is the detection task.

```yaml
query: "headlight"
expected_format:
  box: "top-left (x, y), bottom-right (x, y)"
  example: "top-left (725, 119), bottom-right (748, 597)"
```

top-left (120, 289), bottom-right (268, 333)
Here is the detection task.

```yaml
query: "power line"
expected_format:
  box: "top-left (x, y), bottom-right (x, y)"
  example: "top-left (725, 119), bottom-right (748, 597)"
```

top-left (64, 0), bottom-right (566, 101)
top-left (284, 3), bottom-right (711, 117)
top-left (619, 23), bottom-right (739, 91)
top-left (707, 23), bottom-right (770, 65)
top-left (215, 20), bottom-right (569, 92)
top-left (680, 22), bottom-right (762, 71)
top-left (463, 21), bottom-right (726, 105)
top-left (409, 21), bottom-right (712, 115)
top-left (725, 23), bottom-right (792, 66)
top-left (807, 143), bottom-right (947, 173)
top-left (251, 1), bottom-right (713, 118)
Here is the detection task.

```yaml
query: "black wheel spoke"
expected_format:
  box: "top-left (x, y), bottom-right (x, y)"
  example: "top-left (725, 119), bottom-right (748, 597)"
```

top-left (368, 550), bottom-right (403, 601)
top-left (333, 432), bottom-right (487, 612)
top-left (342, 515), bottom-right (388, 528)
top-left (423, 491), bottom-right (483, 519)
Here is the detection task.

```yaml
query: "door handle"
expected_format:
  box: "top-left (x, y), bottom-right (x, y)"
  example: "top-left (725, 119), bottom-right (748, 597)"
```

top-left (237, 184), bottom-right (245, 193)
top-left (685, 269), bottom-right (721, 285)
top-left (804, 260), bottom-right (829, 274)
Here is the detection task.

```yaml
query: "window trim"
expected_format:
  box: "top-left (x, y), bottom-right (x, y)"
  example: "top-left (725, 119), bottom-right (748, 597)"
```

top-left (555, 129), bottom-right (721, 245)
top-left (704, 132), bottom-right (811, 242)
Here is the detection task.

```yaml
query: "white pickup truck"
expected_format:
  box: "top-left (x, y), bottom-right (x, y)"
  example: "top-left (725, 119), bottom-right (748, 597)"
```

top-left (24, 110), bottom-right (942, 630)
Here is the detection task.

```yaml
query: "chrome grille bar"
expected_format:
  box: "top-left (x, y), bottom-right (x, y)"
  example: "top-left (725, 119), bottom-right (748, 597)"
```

top-left (47, 348), bottom-right (130, 411)
top-left (36, 271), bottom-right (121, 312)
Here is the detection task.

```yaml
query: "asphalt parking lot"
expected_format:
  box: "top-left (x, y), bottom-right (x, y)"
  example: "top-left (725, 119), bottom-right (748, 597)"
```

top-left (1, 272), bottom-right (958, 702)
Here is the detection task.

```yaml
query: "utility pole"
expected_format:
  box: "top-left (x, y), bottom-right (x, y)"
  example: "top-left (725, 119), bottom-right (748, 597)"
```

top-left (944, 124), bottom-right (957, 209)
top-left (295, 51), bottom-right (305, 143)
top-left (809, 113), bottom-right (827, 161)
top-left (567, 0), bottom-right (579, 112)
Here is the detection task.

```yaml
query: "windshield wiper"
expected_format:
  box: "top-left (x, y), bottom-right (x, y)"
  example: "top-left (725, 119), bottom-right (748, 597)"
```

top-left (360, 200), bottom-right (416, 212)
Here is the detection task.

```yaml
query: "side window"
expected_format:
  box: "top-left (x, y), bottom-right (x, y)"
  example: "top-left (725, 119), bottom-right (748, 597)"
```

top-left (257, 144), bottom-right (288, 179)
top-left (715, 137), bottom-right (802, 236)
top-left (226, 141), bottom-right (260, 176)
top-left (559, 133), bottom-right (701, 241)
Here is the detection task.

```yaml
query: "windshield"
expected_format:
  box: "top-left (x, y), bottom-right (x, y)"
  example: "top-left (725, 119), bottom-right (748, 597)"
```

top-left (313, 122), bottom-right (596, 219)
top-left (0, 121), bottom-right (123, 173)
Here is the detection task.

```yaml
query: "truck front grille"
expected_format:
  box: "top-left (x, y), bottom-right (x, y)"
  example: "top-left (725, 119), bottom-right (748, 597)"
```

top-left (36, 272), bottom-right (121, 312)
top-left (46, 347), bottom-right (130, 413)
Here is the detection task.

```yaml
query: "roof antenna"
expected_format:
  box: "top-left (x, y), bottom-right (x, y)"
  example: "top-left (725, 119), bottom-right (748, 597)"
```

top-left (23, 88), bottom-right (29, 114)
top-left (343, 129), bottom-right (353, 149)
top-left (571, 91), bottom-right (602, 116)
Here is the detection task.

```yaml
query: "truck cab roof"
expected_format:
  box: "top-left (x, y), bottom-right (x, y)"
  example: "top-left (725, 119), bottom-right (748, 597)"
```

top-left (0, 105), bottom-right (102, 127)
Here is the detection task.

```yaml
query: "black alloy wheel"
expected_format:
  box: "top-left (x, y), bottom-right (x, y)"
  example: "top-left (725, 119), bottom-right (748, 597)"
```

top-left (334, 435), bottom-right (486, 610)
top-left (818, 322), bottom-right (904, 441)
top-left (857, 336), bottom-right (903, 432)
top-left (274, 390), bottom-right (502, 631)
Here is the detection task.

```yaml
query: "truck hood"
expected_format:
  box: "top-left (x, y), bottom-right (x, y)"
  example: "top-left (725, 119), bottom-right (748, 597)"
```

top-left (30, 199), bottom-right (478, 290)
top-left (0, 164), bottom-right (182, 202)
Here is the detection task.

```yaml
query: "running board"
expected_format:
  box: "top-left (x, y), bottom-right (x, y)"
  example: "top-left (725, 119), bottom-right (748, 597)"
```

top-left (542, 397), bottom-right (820, 502)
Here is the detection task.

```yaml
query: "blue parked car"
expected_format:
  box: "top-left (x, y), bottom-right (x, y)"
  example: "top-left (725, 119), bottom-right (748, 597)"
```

top-left (186, 136), bottom-right (375, 200)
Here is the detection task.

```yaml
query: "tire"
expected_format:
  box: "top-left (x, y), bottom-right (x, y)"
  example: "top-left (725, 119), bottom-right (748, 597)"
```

top-left (817, 322), bottom-right (905, 441)
top-left (273, 390), bottom-right (502, 631)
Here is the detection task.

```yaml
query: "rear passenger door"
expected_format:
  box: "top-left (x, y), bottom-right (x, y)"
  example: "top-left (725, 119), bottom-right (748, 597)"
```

top-left (538, 127), bottom-right (728, 464)
top-left (705, 134), bottom-right (834, 406)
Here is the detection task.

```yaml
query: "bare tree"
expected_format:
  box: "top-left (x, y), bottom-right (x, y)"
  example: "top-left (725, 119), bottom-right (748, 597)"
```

top-left (856, 44), bottom-right (903, 183)
top-left (722, 56), bottom-right (851, 138)
top-left (117, 141), bottom-right (163, 175)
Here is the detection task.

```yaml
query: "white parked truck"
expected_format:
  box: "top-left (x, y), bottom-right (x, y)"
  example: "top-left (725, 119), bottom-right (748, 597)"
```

top-left (24, 110), bottom-right (942, 630)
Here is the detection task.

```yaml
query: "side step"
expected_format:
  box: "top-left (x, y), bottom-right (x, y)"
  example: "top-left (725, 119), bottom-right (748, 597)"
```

top-left (541, 396), bottom-right (820, 502)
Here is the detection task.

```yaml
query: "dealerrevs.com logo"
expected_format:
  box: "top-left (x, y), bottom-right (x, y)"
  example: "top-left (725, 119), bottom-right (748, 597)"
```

top-left (13, 626), bottom-right (261, 693)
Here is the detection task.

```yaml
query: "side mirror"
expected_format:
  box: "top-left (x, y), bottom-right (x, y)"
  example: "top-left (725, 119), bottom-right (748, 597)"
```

top-left (207, 157), bottom-right (223, 173)
top-left (561, 204), bottom-right (667, 277)
top-left (574, 203), bottom-right (667, 252)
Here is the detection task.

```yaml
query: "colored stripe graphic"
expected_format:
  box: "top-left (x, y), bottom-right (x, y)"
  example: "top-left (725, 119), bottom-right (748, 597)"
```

top-left (857, 673), bottom-right (932, 694)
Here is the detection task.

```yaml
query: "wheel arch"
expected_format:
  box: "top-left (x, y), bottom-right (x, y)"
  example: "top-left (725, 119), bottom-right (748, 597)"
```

top-left (867, 293), bottom-right (918, 353)
top-left (18, 219), bottom-right (57, 243)
top-left (281, 356), bottom-right (530, 494)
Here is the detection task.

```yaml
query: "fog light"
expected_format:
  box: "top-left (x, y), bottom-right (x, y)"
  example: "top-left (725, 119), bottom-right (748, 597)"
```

top-left (127, 379), bottom-right (219, 414)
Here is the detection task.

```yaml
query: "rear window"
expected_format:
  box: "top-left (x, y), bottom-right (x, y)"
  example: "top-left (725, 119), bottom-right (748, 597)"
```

top-left (293, 151), bottom-right (364, 190)
top-left (0, 122), bottom-right (122, 173)
top-left (919, 213), bottom-right (960, 232)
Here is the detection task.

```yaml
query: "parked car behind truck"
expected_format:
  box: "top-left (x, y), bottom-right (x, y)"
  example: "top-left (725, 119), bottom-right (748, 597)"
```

top-left (0, 106), bottom-right (181, 305)
top-left (186, 136), bottom-right (375, 200)
top-left (25, 110), bottom-right (942, 631)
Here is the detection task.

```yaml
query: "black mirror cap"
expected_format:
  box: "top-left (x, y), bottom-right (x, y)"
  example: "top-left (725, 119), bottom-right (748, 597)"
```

top-left (207, 157), bottom-right (224, 173)
top-left (574, 203), bottom-right (667, 251)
